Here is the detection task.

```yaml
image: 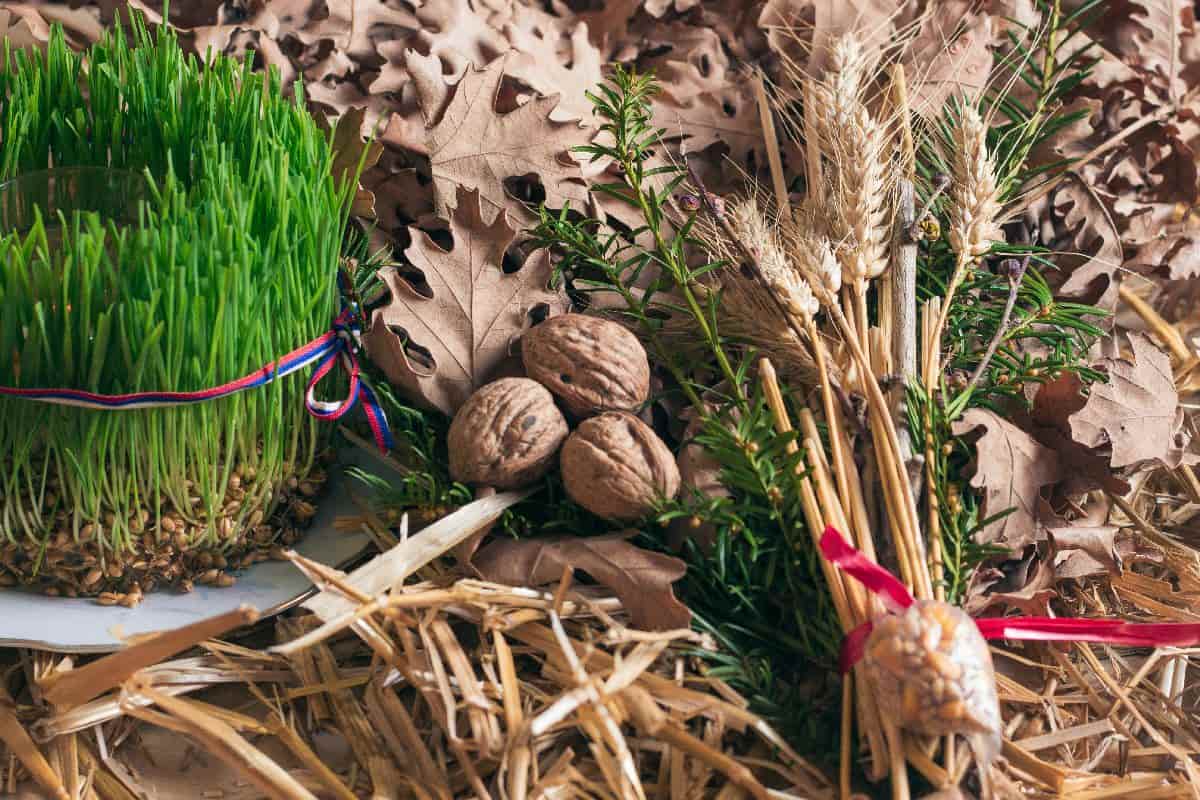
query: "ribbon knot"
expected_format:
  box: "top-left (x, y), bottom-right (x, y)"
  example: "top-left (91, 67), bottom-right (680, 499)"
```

top-left (305, 307), bottom-right (394, 453)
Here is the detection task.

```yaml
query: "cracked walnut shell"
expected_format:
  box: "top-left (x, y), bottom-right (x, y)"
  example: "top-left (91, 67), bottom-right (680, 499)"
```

top-left (448, 378), bottom-right (569, 489)
top-left (560, 412), bottom-right (680, 521)
top-left (522, 314), bottom-right (650, 418)
top-left (862, 600), bottom-right (1002, 765)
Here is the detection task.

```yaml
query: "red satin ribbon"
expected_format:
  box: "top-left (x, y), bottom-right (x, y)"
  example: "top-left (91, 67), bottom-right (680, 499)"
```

top-left (820, 526), bottom-right (1200, 673)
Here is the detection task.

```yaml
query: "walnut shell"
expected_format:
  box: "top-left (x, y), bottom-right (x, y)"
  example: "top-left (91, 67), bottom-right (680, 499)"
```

top-left (522, 314), bottom-right (650, 418)
top-left (448, 378), bottom-right (569, 489)
top-left (560, 412), bottom-right (680, 521)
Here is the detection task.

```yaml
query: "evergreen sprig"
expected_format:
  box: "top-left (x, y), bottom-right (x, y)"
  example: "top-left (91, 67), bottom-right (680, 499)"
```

top-left (532, 67), bottom-right (845, 745)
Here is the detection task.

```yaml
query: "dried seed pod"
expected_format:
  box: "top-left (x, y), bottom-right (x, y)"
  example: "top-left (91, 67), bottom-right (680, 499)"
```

top-left (522, 314), bottom-right (650, 418)
top-left (448, 378), bottom-right (570, 489)
top-left (862, 601), bottom-right (1001, 766)
top-left (560, 412), bottom-right (680, 521)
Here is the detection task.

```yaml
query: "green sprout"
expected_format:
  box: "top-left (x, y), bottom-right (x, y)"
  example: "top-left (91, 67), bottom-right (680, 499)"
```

top-left (0, 19), bottom-right (356, 569)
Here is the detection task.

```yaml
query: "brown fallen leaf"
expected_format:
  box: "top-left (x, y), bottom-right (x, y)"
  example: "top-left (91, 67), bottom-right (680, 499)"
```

top-left (1048, 525), bottom-right (1163, 580)
top-left (641, 23), bottom-right (738, 106)
top-left (1069, 332), bottom-right (1193, 468)
top-left (807, 0), bottom-right (914, 76)
top-left (415, 52), bottom-right (591, 218)
top-left (409, 0), bottom-right (512, 81)
top-left (472, 533), bottom-right (692, 630)
top-left (1051, 174), bottom-right (1125, 310)
top-left (0, 7), bottom-right (50, 51)
top-left (965, 548), bottom-right (1056, 616)
top-left (1126, 231), bottom-right (1200, 280)
top-left (289, 0), bottom-right (418, 60)
top-left (363, 186), bottom-right (567, 415)
top-left (902, 2), bottom-right (995, 117)
top-left (327, 107), bottom-right (385, 219)
top-left (505, 21), bottom-right (604, 123)
top-left (1088, 0), bottom-right (1194, 98)
top-left (652, 80), bottom-right (764, 167)
top-left (953, 408), bottom-right (1061, 551)
top-left (1022, 372), bottom-right (1130, 495)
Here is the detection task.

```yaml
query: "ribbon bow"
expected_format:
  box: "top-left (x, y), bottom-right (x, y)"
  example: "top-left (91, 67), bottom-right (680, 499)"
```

top-left (820, 526), bottom-right (1200, 673)
top-left (0, 303), bottom-right (393, 453)
top-left (304, 305), bottom-right (394, 452)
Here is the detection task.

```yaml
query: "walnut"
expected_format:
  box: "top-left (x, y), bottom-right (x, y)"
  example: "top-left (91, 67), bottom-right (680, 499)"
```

top-left (522, 314), bottom-right (650, 418)
top-left (862, 601), bottom-right (1001, 764)
top-left (560, 412), bottom-right (680, 521)
top-left (448, 378), bottom-right (569, 489)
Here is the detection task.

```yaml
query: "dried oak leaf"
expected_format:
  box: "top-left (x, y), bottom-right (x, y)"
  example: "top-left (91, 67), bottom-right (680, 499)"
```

top-left (1088, 0), bottom-right (1194, 96)
top-left (1126, 231), bottom-right (1200, 280)
top-left (1022, 373), bottom-right (1129, 495)
top-left (1048, 525), bottom-right (1163, 580)
top-left (327, 107), bottom-right (385, 219)
top-left (281, 0), bottom-right (418, 59)
top-left (639, 24), bottom-right (735, 106)
top-left (1069, 332), bottom-right (1193, 468)
top-left (472, 533), bottom-right (691, 631)
top-left (363, 186), bottom-right (567, 416)
top-left (902, 3), bottom-right (995, 117)
top-left (409, 0), bottom-right (512, 80)
top-left (965, 549), bottom-right (1056, 616)
top-left (1049, 174), bottom-right (1125, 310)
top-left (0, 8), bottom-right (48, 51)
top-left (952, 409), bottom-right (1061, 551)
top-left (652, 82), bottom-right (763, 167)
top-left (505, 22), bottom-right (604, 124)
top-left (416, 52), bottom-right (591, 219)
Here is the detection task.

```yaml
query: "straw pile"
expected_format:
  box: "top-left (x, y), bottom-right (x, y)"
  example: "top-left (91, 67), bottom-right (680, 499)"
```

top-left (0, 511), bottom-right (834, 799)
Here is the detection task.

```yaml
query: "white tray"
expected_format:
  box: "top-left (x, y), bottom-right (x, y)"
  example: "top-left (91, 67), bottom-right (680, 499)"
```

top-left (0, 450), bottom-right (382, 652)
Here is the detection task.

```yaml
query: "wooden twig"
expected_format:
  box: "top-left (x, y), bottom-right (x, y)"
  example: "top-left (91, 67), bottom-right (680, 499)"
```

top-left (958, 257), bottom-right (1029, 403)
top-left (891, 179), bottom-right (919, 403)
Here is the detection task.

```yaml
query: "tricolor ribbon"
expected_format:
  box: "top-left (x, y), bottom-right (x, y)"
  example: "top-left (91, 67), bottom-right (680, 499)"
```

top-left (820, 526), bottom-right (1200, 673)
top-left (0, 304), bottom-right (393, 453)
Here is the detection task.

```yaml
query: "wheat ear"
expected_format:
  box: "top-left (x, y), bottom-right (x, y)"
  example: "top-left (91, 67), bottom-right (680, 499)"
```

top-left (947, 105), bottom-right (1002, 261)
top-left (729, 199), bottom-right (821, 321)
top-left (814, 35), bottom-right (891, 356)
top-left (923, 104), bottom-right (1002, 387)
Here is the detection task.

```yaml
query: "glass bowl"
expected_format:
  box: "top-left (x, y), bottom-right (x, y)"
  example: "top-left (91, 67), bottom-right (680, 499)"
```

top-left (0, 166), bottom-right (149, 235)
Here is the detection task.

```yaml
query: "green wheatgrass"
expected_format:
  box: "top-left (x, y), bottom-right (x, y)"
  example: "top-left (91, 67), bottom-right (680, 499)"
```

top-left (0, 20), bottom-right (354, 574)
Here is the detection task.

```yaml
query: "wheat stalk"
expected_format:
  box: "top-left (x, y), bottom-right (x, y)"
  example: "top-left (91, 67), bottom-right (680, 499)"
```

top-left (947, 105), bottom-right (1002, 261)
top-left (834, 105), bottom-right (891, 290)
top-left (808, 35), bottom-right (893, 361)
top-left (694, 197), bottom-right (822, 382)
top-left (923, 104), bottom-right (1002, 387)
